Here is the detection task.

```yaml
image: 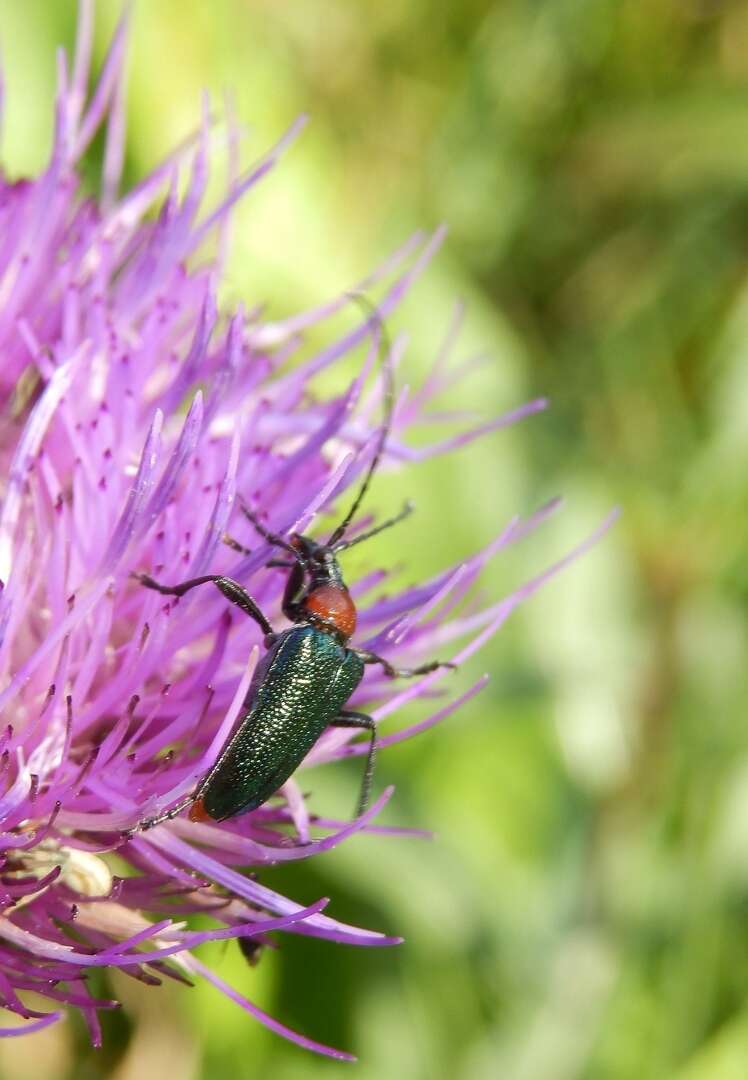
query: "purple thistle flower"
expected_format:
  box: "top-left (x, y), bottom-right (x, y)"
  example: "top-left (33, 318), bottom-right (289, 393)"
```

top-left (0, 4), bottom-right (616, 1059)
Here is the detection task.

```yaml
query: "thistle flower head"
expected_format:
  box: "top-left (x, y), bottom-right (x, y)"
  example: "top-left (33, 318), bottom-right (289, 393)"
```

top-left (0, 5), bottom-right (615, 1057)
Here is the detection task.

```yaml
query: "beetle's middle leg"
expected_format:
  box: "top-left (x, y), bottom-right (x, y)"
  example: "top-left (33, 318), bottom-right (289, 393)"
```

top-left (330, 710), bottom-right (377, 818)
top-left (134, 573), bottom-right (274, 638)
top-left (353, 649), bottom-right (456, 679)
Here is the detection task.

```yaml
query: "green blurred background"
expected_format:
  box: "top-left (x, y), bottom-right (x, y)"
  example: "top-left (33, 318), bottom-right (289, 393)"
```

top-left (0, 1), bottom-right (746, 1077)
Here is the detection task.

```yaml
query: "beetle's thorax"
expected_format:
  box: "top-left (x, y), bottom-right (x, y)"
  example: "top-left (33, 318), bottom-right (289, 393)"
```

top-left (303, 583), bottom-right (357, 641)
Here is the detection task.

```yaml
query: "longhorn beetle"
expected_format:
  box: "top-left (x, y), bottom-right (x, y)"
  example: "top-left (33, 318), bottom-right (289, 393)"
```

top-left (134, 299), bottom-right (453, 830)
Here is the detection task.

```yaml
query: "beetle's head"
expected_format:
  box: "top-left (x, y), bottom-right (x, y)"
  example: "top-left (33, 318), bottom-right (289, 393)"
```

top-left (288, 534), bottom-right (357, 640)
top-left (288, 533), bottom-right (344, 590)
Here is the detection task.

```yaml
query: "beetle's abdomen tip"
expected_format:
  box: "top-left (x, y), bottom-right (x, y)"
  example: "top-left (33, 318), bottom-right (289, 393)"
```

top-left (303, 584), bottom-right (357, 639)
top-left (189, 797), bottom-right (214, 823)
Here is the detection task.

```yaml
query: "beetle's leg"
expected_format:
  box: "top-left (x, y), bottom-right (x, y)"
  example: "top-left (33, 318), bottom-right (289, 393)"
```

top-left (281, 558), bottom-right (308, 623)
top-left (353, 648), bottom-right (456, 679)
top-left (330, 710), bottom-right (377, 817)
top-left (134, 573), bottom-right (274, 637)
top-left (127, 793), bottom-right (195, 835)
top-left (332, 500), bottom-right (415, 553)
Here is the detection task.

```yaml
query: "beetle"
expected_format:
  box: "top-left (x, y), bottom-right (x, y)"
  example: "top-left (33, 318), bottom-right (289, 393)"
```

top-left (134, 302), bottom-right (453, 830)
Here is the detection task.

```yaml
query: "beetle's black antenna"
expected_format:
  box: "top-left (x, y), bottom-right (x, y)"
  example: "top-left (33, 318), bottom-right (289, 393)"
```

top-left (238, 499), bottom-right (306, 565)
top-left (332, 500), bottom-right (414, 553)
top-left (327, 293), bottom-right (395, 548)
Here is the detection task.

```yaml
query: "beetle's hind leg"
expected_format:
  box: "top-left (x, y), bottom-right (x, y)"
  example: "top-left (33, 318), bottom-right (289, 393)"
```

top-left (330, 710), bottom-right (377, 818)
top-left (127, 793), bottom-right (195, 835)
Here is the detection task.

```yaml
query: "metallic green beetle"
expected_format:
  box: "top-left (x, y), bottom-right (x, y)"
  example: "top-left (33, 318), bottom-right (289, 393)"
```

top-left (135, 307), bottom-right (452, 830)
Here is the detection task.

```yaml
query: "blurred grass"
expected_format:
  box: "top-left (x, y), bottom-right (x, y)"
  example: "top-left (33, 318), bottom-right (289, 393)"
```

top-left (1, 1), bottom-right (747, 1078)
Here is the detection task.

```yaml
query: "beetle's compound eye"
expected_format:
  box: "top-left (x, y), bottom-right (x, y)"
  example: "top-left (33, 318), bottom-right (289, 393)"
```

top-left (290, 534), bottom-right (315, 562)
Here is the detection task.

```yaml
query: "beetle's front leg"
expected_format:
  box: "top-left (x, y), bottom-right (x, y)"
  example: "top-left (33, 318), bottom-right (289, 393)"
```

top-left (353, 648), bottom-right (456, 679)
top-left (330, 710), bottom-right (377, 818)
top-left (134, 572), bottom-right (275, 638)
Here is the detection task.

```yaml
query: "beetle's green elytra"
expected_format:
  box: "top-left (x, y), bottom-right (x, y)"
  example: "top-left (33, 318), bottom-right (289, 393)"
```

top-left (193, 626), bottom-right (365, 822)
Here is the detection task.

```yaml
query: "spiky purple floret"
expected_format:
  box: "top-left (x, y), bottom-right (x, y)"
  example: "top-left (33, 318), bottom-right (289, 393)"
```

top-left (0, 3), bottom-right (616, 1058)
